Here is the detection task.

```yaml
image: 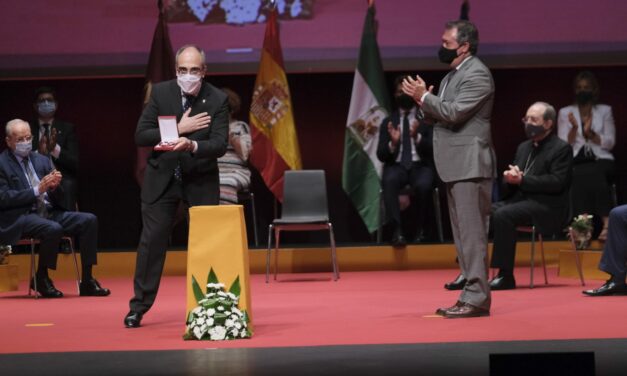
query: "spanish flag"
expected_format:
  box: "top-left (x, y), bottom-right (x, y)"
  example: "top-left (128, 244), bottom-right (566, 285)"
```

top-left (249, 6), bottom-right (302, 202)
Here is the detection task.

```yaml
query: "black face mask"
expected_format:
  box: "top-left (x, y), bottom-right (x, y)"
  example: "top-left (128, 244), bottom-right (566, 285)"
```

top-left (395, 94), bottom-right (415, 110)
top-left (524, 123), bottom-right (546, 139)
top-left (576, 90), bottom-right (594, 105)
top-left (438, 46), bottom-right (459, 64)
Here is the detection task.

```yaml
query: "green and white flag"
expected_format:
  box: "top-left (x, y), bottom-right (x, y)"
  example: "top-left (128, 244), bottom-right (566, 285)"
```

top-left (342, 3), bottom-right (391, 234)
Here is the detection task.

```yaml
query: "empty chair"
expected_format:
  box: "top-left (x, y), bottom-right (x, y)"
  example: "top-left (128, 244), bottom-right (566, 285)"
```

top-left (266, 170), bottom-right (339, 282)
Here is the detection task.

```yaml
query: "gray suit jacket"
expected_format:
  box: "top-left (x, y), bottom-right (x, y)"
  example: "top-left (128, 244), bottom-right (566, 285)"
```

top-left (422, 56), bottom-right (496, 183)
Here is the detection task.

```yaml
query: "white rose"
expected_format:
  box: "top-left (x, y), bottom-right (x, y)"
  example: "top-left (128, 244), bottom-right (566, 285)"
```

top-left (206, 308), bottom-right (216, 316)
top-left (206, 317), bottom-right (214, 326)
top-left (225, 319), bottom-right (234, 328)
top-left (209, 326), bottom-right (227, 340)
top-left (193, 326), bottom-right (203, 340)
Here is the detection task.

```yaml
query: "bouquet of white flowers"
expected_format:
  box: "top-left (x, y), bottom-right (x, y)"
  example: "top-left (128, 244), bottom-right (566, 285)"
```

top-left (184, 269), bottom-right (251, 341)
top-left (0, 245), bottom-right (12, 265)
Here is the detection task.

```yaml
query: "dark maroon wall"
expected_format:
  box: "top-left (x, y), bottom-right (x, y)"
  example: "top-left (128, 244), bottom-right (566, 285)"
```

top-left (1, 65), bottom-right (625, 248)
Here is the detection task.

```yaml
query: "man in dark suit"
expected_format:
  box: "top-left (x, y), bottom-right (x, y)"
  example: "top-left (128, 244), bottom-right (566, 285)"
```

top-left (402, 20), bottom-right (496, 318)
top-left (489, 102), bottom-right (573, 290)
top-left (29, 87), bottom-right (79, 211)
top-left (0, 119), bottom-right (109, 298)
top-left (377, 76), bottom-right (434, 246)
top-left (124, 45), bottom-right (229, 328)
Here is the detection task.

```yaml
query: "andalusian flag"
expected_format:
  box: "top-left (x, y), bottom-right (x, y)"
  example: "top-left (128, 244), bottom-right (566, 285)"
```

top-left (249, 6), bottom-right (302, 201)
top-left (342, 2), bottom-right (390, 234)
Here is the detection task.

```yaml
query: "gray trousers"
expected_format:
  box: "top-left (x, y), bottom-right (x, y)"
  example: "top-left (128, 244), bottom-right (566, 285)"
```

top-left (446, 178), bottom-right (493, 310)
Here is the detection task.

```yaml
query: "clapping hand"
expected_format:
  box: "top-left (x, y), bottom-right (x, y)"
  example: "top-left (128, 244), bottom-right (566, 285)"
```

top-left (387, 121), bottom-right (401, 146)
top-left (401, 75), bottom-right (433, 103)
top-left (172, 137), bottom-right (195, 152)
top-left (503, 164), bottom-right (523, 185)
top-left (39, 169), bottom-right (62, 192)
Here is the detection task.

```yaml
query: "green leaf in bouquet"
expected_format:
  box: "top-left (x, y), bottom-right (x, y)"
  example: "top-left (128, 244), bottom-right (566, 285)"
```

top-left (243, 310), bottom-right (250, 323)
top-left (191, 275), bottom-right (204, 303)
top-left (207, 268), bottom-right (219, 285)
top-left (202, 298), bottom-right (218, 308)
top-left (229, 275), bottom-right (241, 297)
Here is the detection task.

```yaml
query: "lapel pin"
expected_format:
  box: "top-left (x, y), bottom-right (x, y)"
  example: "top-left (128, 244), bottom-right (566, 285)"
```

top-left (202, 99), bottom-right (206, 103)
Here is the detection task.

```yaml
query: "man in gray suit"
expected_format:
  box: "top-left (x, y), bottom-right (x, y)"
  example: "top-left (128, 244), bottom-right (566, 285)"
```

top-left (402, 20), bottom-right (495, 318)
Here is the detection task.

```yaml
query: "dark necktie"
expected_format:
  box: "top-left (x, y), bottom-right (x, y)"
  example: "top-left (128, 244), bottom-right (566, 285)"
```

top-left (42, 123), bottom-right (51, 141)
top-left (174, 95), bottom-right (194, 182)
top-left (400, 112), bottom-right (412, 170)
top-left (22, 158), bottom-right (48, 217)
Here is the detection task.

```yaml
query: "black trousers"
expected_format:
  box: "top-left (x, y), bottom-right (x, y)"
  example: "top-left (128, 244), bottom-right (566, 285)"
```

top-left (381, 161), bottom-right (434, 233)
top-left (130, 180), bottom-right (187, 314)
top-left (571, 159), bottom-right (615, 217)
top-left (489, 199), bottom-right (554, 271)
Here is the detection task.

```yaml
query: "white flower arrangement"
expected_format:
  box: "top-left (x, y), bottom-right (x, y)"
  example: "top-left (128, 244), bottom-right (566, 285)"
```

top-left (184, 269), bottom-right (251, 341)
top-left (0, 245), bottom-right (12, 265)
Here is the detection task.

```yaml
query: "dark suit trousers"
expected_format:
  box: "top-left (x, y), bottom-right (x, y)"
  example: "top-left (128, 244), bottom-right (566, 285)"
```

top-left (130, 180), bottom-right (187, 314)
top-left (21, 211), bottom-right (98, 270)
top-left (599, 205), bottom-right (627, 281)
top-left (381, 161), bottom-right (434, 231)
top-left (489, 199), bottom-right (549, 271)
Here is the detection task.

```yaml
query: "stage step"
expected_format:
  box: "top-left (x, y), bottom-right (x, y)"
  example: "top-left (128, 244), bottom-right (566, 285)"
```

top-left (3, 240), bottom-right (607, 282)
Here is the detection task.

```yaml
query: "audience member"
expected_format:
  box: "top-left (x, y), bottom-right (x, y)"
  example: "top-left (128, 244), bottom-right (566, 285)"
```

top-left (29, 86), bottom-right (80, 211)
top-left (0, 119), bottom-right (109, 298)
top-left (377, 76), bottom-right (435, 246)
top-left (489, 102), bottom-right (573, 290)
top-left (557, 71), bottom-right (616, 241)
top-left (218, 88), bottom-right (252, 205)
top-left (583, 205), bottom-right (627, 296)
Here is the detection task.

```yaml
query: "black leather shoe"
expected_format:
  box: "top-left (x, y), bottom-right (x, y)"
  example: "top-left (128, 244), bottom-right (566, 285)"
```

top-left (391, 228), bottom-right (407, 247)
top-left (124, 311), bottom-right (143, 328)
top-left (583, 280), bottom-right (627, 296)
top-left (443, 302), bottom-right (490, 319)
top-left (489, 274), bottom-right (516, 290)
top-left (31, 276), bottom-right (63, 298)
top-left (444, 274), bottom-right (466, 290)
top-left (435, 300), bottom-right (463, 316)
top-left (79, 278), bottom-right (111, 297)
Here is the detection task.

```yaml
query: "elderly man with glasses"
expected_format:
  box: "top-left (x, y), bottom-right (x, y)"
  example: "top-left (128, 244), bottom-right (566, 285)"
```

top-left (488, 102), bottom-right (573, 290)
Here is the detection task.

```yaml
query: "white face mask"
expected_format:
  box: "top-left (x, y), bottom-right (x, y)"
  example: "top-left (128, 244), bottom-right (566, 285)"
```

top-left (177, 74), bottom-right (202, 95)
top-left (14, 141), bottom-right (32, 158)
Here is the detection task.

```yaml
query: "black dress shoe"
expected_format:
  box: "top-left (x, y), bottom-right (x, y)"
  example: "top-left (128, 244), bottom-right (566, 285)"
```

top-left (443, 302), bottom-right (490, 319)
top-left (79, 278), bottom-right (111, 297)
top-left (124, 311), bottom-right (143, 328)
top-left (391, 228), bottom-right (407, 247)
top-left (435, 300), bottom-right (463, 316)
top-left (444, 274), bottom-right (466, 290)
top-left (30, 276), bottom-right (63, 298)
top-left (583, 280), bottom-right (627, 296)
top-left (489, 274), bottom-right (516, 290)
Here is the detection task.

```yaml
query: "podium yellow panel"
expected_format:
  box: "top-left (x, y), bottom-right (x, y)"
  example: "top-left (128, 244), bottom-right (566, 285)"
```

top-left (0, 264), bottom-right (19, 292)
top-left (186, 206), bottom-right (252, 327)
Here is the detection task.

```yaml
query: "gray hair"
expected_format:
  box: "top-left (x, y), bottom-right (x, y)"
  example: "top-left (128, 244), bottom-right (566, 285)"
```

top-left (175, 44), bottom-right (206, 66)
top-left (445, 20), bottom-right (479, 55)
top-left (5, 119), bottom-right (28, 137)
top-left (534, 101), bottom-right (557, 123)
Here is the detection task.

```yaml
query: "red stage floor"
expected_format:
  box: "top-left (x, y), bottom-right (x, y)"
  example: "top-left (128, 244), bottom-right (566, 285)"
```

top-left (0, 269), bottom-right (623, 354)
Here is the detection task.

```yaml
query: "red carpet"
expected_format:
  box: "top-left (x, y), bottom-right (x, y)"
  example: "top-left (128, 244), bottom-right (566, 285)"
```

top-left (0, 269), bottom-right (623, 354)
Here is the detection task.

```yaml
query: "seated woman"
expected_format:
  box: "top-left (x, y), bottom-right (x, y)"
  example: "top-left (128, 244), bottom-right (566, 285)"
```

top-left (218, 88), bottom-right (252, 205)
top-left (557, 71), bottom-right (616, 241)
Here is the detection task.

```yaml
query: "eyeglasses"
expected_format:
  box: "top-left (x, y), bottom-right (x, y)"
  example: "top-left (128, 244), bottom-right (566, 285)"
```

top-left (521, 116), bottom-right (543, 125)
top-left (15, 136), bottom-right (33, 143)
top-left (176, 67), bottom-right (203, 76)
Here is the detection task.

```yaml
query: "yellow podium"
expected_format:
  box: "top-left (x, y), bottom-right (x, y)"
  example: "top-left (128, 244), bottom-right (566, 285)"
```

top-left (186, 206), bottom-right (253, 328)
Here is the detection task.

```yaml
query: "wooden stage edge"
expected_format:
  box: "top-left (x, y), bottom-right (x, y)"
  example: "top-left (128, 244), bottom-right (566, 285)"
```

top-left (3, 240), bottom-right (608, 282)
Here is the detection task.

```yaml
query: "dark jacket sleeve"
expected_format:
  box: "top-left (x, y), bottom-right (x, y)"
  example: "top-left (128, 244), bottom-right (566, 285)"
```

top-left (54, 122), bottom-right (79, 176)
top-left (519, 141), bottom-right (572, 194)
top-left (376, 116), bottom-right (396, 163)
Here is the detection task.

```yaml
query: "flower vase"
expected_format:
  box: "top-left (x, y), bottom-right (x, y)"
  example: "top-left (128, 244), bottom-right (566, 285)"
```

top-left (573, 229), bottom-right (592, 250)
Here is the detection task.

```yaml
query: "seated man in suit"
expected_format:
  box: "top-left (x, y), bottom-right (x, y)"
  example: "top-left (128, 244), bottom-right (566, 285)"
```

top-left (489, 102), bottom-right (573, 290)
top-left (583, 204), bottom-right (627, 296)
top-left (376, 76), bottom-right (435, 246)
top-left (0, 119), bottom-right (109, 298)
top-left (30, 86), bottom-right (79, 211)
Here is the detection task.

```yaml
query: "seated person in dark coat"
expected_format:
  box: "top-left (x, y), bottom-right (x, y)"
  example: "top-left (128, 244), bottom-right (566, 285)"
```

top-left (0, 119), bottom-right (109, 298)
top-left (583, 204), bottom-right (627, 296)
top-left (376, 76), bottom-right (435, 246)
top-left (489, 102), bottom-right (573, 290)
